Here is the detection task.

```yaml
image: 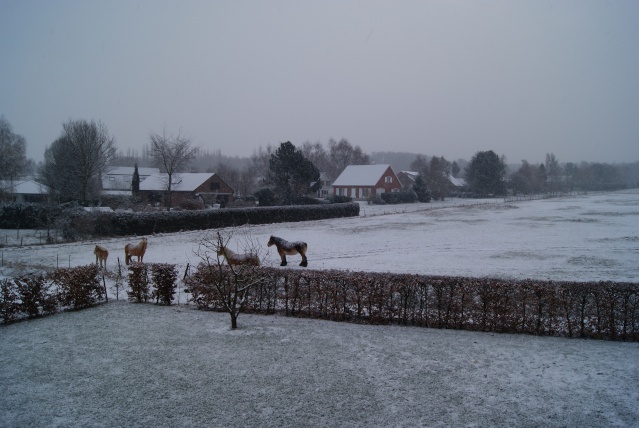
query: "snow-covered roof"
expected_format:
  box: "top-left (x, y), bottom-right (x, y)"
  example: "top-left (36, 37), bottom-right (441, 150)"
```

top-left (332, 164), bottom-right (392, 186)
top-left (139, 173), bottom-right (216, 192)
top-left (0, 180), bottom-right (49, 195)
top-left (107, 166), bottom-right (159, 177)
top-left (449, 175), bottom-right (467, 187)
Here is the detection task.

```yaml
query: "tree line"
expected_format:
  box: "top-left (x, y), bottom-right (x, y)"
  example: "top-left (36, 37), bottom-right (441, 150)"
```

top-left (1, 115), bottom-right (638, 208)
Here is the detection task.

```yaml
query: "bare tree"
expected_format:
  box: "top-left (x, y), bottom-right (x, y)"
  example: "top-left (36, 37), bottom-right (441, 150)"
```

top-left (149, 129), bottom-right (198, 211)
top-left (38, 119), bottom-right (116, 205)
top-left (545, 153), bottom-right (562, 194)
top-left (193, 229), bottom-right (264, 329)
top-left (328, 138), bottom-right (370, 180)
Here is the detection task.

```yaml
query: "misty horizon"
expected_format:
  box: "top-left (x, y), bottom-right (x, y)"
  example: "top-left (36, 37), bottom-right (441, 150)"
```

top-left (2, 1), bottom-right (638, 165)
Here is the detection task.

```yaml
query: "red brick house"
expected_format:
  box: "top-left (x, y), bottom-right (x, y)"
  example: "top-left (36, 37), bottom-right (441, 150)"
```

top-left (331, 164), bottom-right (401, 200)
top-left (139, 172), bottom-right (234, 207)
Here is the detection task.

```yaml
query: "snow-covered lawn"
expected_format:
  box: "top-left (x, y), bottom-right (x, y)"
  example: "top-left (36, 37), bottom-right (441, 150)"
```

top-left (1, 190), bottom-right (638, 427)
top-left (2, 191), bottom-right (637, 282)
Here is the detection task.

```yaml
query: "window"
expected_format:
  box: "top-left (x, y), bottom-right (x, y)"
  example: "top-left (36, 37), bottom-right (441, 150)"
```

top-left (385, 176), bottom-right (393, 183)
top-left (210, 182), bottom-right (220, 191)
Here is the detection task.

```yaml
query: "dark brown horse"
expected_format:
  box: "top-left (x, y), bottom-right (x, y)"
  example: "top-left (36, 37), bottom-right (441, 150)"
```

top-left (267, 236), bottom-right (308, 267)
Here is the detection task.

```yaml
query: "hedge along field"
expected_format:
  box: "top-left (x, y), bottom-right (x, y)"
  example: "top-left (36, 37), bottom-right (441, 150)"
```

top-left (189, 267), bottom-right (639, 341)
top-left (4, 263), bottom-right (637, 341)
top-left (0, 202), bottom-right (360, 238)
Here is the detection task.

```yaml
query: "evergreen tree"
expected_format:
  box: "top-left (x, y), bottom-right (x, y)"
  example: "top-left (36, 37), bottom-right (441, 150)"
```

top-left (132, 163), bottom-right (140, 194)
top-left (465, 150), bottom-right (506, 196)
top-left (412, 174), bottom-right (431, 202)
top-left (268, 142), bottom-right (320, 203)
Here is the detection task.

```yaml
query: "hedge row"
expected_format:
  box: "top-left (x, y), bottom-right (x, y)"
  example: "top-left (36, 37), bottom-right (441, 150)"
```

top-left (6, 262), bottom-right (637, 341)
top-left (0, 262), bottom-right (179, 324)
top-left (0, 202), bottom-right (64, 229)
top-left (0, 265), bottom-right (105, 323)
top-left (189, 267), bottom-right (639, 341)
top-left (380, 191), bottom-right (417, 204)
top-left (3, 202), bottom-right (359, 239)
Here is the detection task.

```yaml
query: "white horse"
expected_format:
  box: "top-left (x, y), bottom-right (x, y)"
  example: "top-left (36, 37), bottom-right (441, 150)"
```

top-left (125, 237), bottom-right (148, 265)
top-left (94, 245), bottom-right (109, 270)
top-left (217, 245), bottom-right (260, 266)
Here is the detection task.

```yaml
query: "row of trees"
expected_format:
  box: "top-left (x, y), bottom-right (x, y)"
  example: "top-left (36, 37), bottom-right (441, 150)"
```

top-left (2, 114), bottom-right (638, 207)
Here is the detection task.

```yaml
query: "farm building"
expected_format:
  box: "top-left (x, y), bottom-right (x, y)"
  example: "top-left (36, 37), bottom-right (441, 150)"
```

top-left (397, 171), bottom-right (419, 191)
top-left (0, 179), bottom-right (49, 203)
top-left (102, 166), bottom-right (160, 191)
top-left (331, 164), bottom-right (401, 200)
top-left (139, 172), bottom-right (234, 207)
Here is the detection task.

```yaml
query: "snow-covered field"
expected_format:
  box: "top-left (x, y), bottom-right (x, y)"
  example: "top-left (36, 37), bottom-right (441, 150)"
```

top-left (2, 191), bottom-right (638, 282)
top-left (1, 191), bottom-right (638, 427)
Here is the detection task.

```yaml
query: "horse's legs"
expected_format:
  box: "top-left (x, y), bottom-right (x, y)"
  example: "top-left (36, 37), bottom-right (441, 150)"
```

top-left (279, 250), bottom-right (287, 266)
top-left (300, 251), bottom-right (308, 267)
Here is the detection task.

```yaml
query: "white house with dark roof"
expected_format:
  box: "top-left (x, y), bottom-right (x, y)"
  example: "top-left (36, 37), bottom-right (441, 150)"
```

top-left (331, 164), bottom-right (401, 200)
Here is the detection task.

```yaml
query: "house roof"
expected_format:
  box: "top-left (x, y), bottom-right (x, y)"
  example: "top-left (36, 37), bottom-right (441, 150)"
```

top-left (332, 164), bottom-right (393, 186)
top-left (448, 175), bottom-right (467, 187)
top-left (107, 166), bottom-right (159, 176)
top-left (0, 180), bottom-right (49, 195)
top-left (139, 173), bottom-right (216, 192)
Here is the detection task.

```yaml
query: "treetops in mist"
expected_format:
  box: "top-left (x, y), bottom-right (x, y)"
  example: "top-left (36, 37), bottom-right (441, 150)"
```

top-left (2, 116), bottom-right (638, 198)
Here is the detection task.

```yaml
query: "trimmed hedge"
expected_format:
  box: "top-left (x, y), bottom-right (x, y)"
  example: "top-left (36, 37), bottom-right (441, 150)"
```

top-left (380, 191), bottom-right (416, 204)
top-left (2, 202), bottom-right (359, 239)
top-left (85, 203), bottom-right (360, 237)
top-left (189, 267), bottom-right (639, 341)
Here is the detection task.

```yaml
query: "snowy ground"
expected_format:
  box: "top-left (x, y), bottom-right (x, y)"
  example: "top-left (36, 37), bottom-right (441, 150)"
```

top-left (1, 191), bottom-right (638, 427)
top-left (1, 191), bottom-right (637, 282)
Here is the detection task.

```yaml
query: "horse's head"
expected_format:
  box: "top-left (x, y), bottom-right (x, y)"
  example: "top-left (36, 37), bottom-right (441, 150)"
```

top-left (216, 245), bottom-right (225, 256)
top-left (267, 236), bottom-right (275, 247)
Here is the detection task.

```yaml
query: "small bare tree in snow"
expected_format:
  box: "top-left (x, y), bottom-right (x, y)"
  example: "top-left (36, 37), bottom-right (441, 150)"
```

top-left (193, 229), bottom-right (264, 329)
top-left (148, 129), bottom-right (198, 211)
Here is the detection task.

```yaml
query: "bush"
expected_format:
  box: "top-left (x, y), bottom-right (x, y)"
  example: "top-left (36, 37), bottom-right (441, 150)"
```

top-left (0, 279), bottom-right (20, 324)
top-left (380, 192), bottom-right (416, 204)
top-left (326, 194), bottom-right (352, 203)
top-left (14, 275), bottom-right (57, 318)
top-left (254, 188), bottom-right (277, 206)
top-left (127, 263), bottom-right (149, 303)
top-left (49, 264), bottom-right (105, 310)
top-left (0, 202), bottom-right (63, 229)
top-left (150, 263), bottom-right (178, 305)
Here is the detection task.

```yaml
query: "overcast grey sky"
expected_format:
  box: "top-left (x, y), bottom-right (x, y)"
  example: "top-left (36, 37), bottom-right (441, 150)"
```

top-left (2, 0), bottom-right (638, 165)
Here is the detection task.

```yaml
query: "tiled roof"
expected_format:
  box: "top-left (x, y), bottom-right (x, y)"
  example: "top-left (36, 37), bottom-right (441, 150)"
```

top-left (332, 164), bottom-right (391, 186)
top-left (139, 173), bottom-right (215, 191)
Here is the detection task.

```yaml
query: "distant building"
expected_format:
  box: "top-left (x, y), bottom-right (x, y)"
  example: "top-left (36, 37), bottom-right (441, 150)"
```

top-left (397, 171), bottom-right (419, 191)
top-left (0, 179), bottom-right (49, 203)
top-left (331, 164), bottom-right (401, 200)
top-left (312, 172), bottom-right (333, 198)
top-left (139, 172), bottom-right (234, 206)
top-left (103, 166), bottom-right (160, 191)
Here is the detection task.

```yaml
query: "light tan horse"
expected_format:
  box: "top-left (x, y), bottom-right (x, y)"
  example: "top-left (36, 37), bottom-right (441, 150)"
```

top-left (217, 245), bottom-right (260, 266)
top-left (125, 237), bottom-right (148, 265)
top-left (94, 245), bottom-right (109, 270)
top-left (267, 236), bottom-right (308, 267)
